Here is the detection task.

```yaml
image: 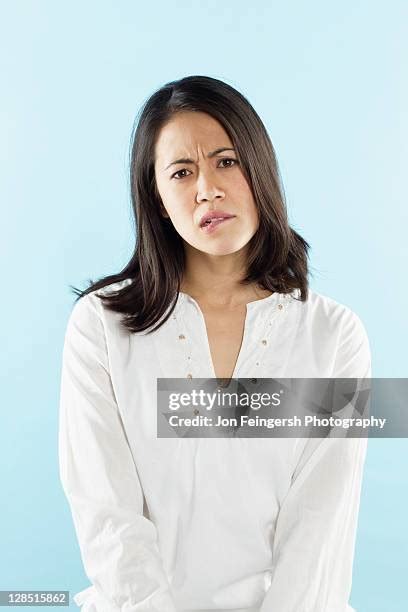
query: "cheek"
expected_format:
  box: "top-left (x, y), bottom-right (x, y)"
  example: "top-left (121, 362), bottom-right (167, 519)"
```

top-left (234, 174), bottom-right (254, 200)
top-left (246, 194), bottom-right (259, 228)
top-left (239, 183), bottom-right (258, 217)
top-left (155, 176), bottom-right (168, 204)
top-left (165, 196), bottom-right (195, 231)
top-left (155, 181), bottom-right (178, 215)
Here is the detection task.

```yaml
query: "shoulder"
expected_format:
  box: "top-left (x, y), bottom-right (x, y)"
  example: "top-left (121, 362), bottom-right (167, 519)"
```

top-left (294, 288), bottom-right (368, 336)
top-left (65, 279), bottom-right (133, 341)
top-left (94, 278), bottom-right (133, 297)
top-left (302, 289), bottom-right (371, 377)
top-left (286, 288), bottom-right (371, 377)
top-left (73, 279), bottom-right (133, 314)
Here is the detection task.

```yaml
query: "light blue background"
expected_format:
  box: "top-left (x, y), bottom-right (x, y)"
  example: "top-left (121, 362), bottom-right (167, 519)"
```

top-left (1, 1), bottom-right (407, 610)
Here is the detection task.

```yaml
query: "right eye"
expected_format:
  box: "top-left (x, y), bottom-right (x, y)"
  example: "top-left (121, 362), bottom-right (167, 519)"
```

top-left (171, 168), bottom-right (192, 180)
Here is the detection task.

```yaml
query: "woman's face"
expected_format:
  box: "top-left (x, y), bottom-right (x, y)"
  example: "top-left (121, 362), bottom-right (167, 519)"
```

top-left (154, 111), bottom-right (259, 256)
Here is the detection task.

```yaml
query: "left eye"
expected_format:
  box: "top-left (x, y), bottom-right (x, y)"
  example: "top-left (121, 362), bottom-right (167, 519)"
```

top-left (218, 158), bottom-right (238, 168)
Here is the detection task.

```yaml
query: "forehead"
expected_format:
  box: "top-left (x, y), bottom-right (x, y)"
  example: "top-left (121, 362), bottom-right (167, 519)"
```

top-left (154, 111), bottom-right (232, 159)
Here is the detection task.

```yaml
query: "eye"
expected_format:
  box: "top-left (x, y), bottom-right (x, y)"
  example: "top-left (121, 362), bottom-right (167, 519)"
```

top-left (171, 168), bottom-right (192, 180)
top-left (218, 157), bottom-right (239, 168)
top-left (170, 158), bottom-right (239, 180)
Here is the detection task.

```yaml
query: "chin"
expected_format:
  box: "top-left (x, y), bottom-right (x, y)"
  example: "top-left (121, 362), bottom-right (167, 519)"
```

top-left (182, 230), bottom-right (253, 256)
top-left (199, 240), bottom-right (251, 257)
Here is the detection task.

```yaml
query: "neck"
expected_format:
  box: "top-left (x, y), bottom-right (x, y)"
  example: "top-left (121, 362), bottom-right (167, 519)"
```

top-left (180, 244), bottom-right (271, 309)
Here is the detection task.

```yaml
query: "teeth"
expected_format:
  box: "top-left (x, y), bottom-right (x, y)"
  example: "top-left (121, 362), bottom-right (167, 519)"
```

top-left (204, 217), bottom-right (225, 225)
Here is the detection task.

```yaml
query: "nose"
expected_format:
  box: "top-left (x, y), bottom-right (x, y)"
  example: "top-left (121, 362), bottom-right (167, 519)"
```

top-left (195, 168), bottom-right (225, 204)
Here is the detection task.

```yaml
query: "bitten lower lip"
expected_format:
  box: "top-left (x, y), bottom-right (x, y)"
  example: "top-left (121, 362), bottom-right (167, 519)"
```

top-left (200, 216), bottom-right (236, 234)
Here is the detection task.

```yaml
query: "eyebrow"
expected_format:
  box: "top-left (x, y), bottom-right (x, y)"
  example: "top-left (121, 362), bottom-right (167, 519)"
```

top-left (164, 147), bottom-right (236, 170)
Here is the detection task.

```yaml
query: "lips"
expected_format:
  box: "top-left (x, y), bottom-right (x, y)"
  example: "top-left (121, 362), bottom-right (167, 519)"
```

top-left (199, 211), bottom-right (236, 228)
top-left (200, 216), bottom-right (236, 234)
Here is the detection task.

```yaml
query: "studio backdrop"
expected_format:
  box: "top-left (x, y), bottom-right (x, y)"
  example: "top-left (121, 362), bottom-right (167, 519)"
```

top-left (1, 2), bottom-right (407, 611)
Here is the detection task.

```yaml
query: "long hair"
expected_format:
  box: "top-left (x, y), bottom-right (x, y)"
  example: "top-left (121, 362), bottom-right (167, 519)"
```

top-left (70, 75), bottom-right (310, 334)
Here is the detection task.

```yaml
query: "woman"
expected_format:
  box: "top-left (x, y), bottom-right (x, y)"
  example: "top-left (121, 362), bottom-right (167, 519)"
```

top-left (59, 75), bottom-right (371, 612)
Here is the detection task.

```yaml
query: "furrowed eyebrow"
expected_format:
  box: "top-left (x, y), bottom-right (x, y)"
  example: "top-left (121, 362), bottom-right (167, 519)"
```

top-left (164, 147), bottom-right (236, 170)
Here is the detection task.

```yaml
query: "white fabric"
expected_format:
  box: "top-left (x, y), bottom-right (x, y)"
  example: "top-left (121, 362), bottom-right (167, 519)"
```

top-left (58, 280), bottom-right (371, 612)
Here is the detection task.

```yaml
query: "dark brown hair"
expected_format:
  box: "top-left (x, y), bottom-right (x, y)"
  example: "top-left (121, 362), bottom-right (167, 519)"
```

top-left (71, 75), bottom-right (310, 333)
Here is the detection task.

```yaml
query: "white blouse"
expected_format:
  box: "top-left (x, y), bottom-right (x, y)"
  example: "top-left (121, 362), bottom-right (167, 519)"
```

top-left (58, 280), bottom-right (371, 612)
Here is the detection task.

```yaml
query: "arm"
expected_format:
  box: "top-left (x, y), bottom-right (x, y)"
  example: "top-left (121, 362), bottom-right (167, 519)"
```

top-left (259, 309), bottom-right (371, 612)
top-left (58, 294), bottom-right (177, 612)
